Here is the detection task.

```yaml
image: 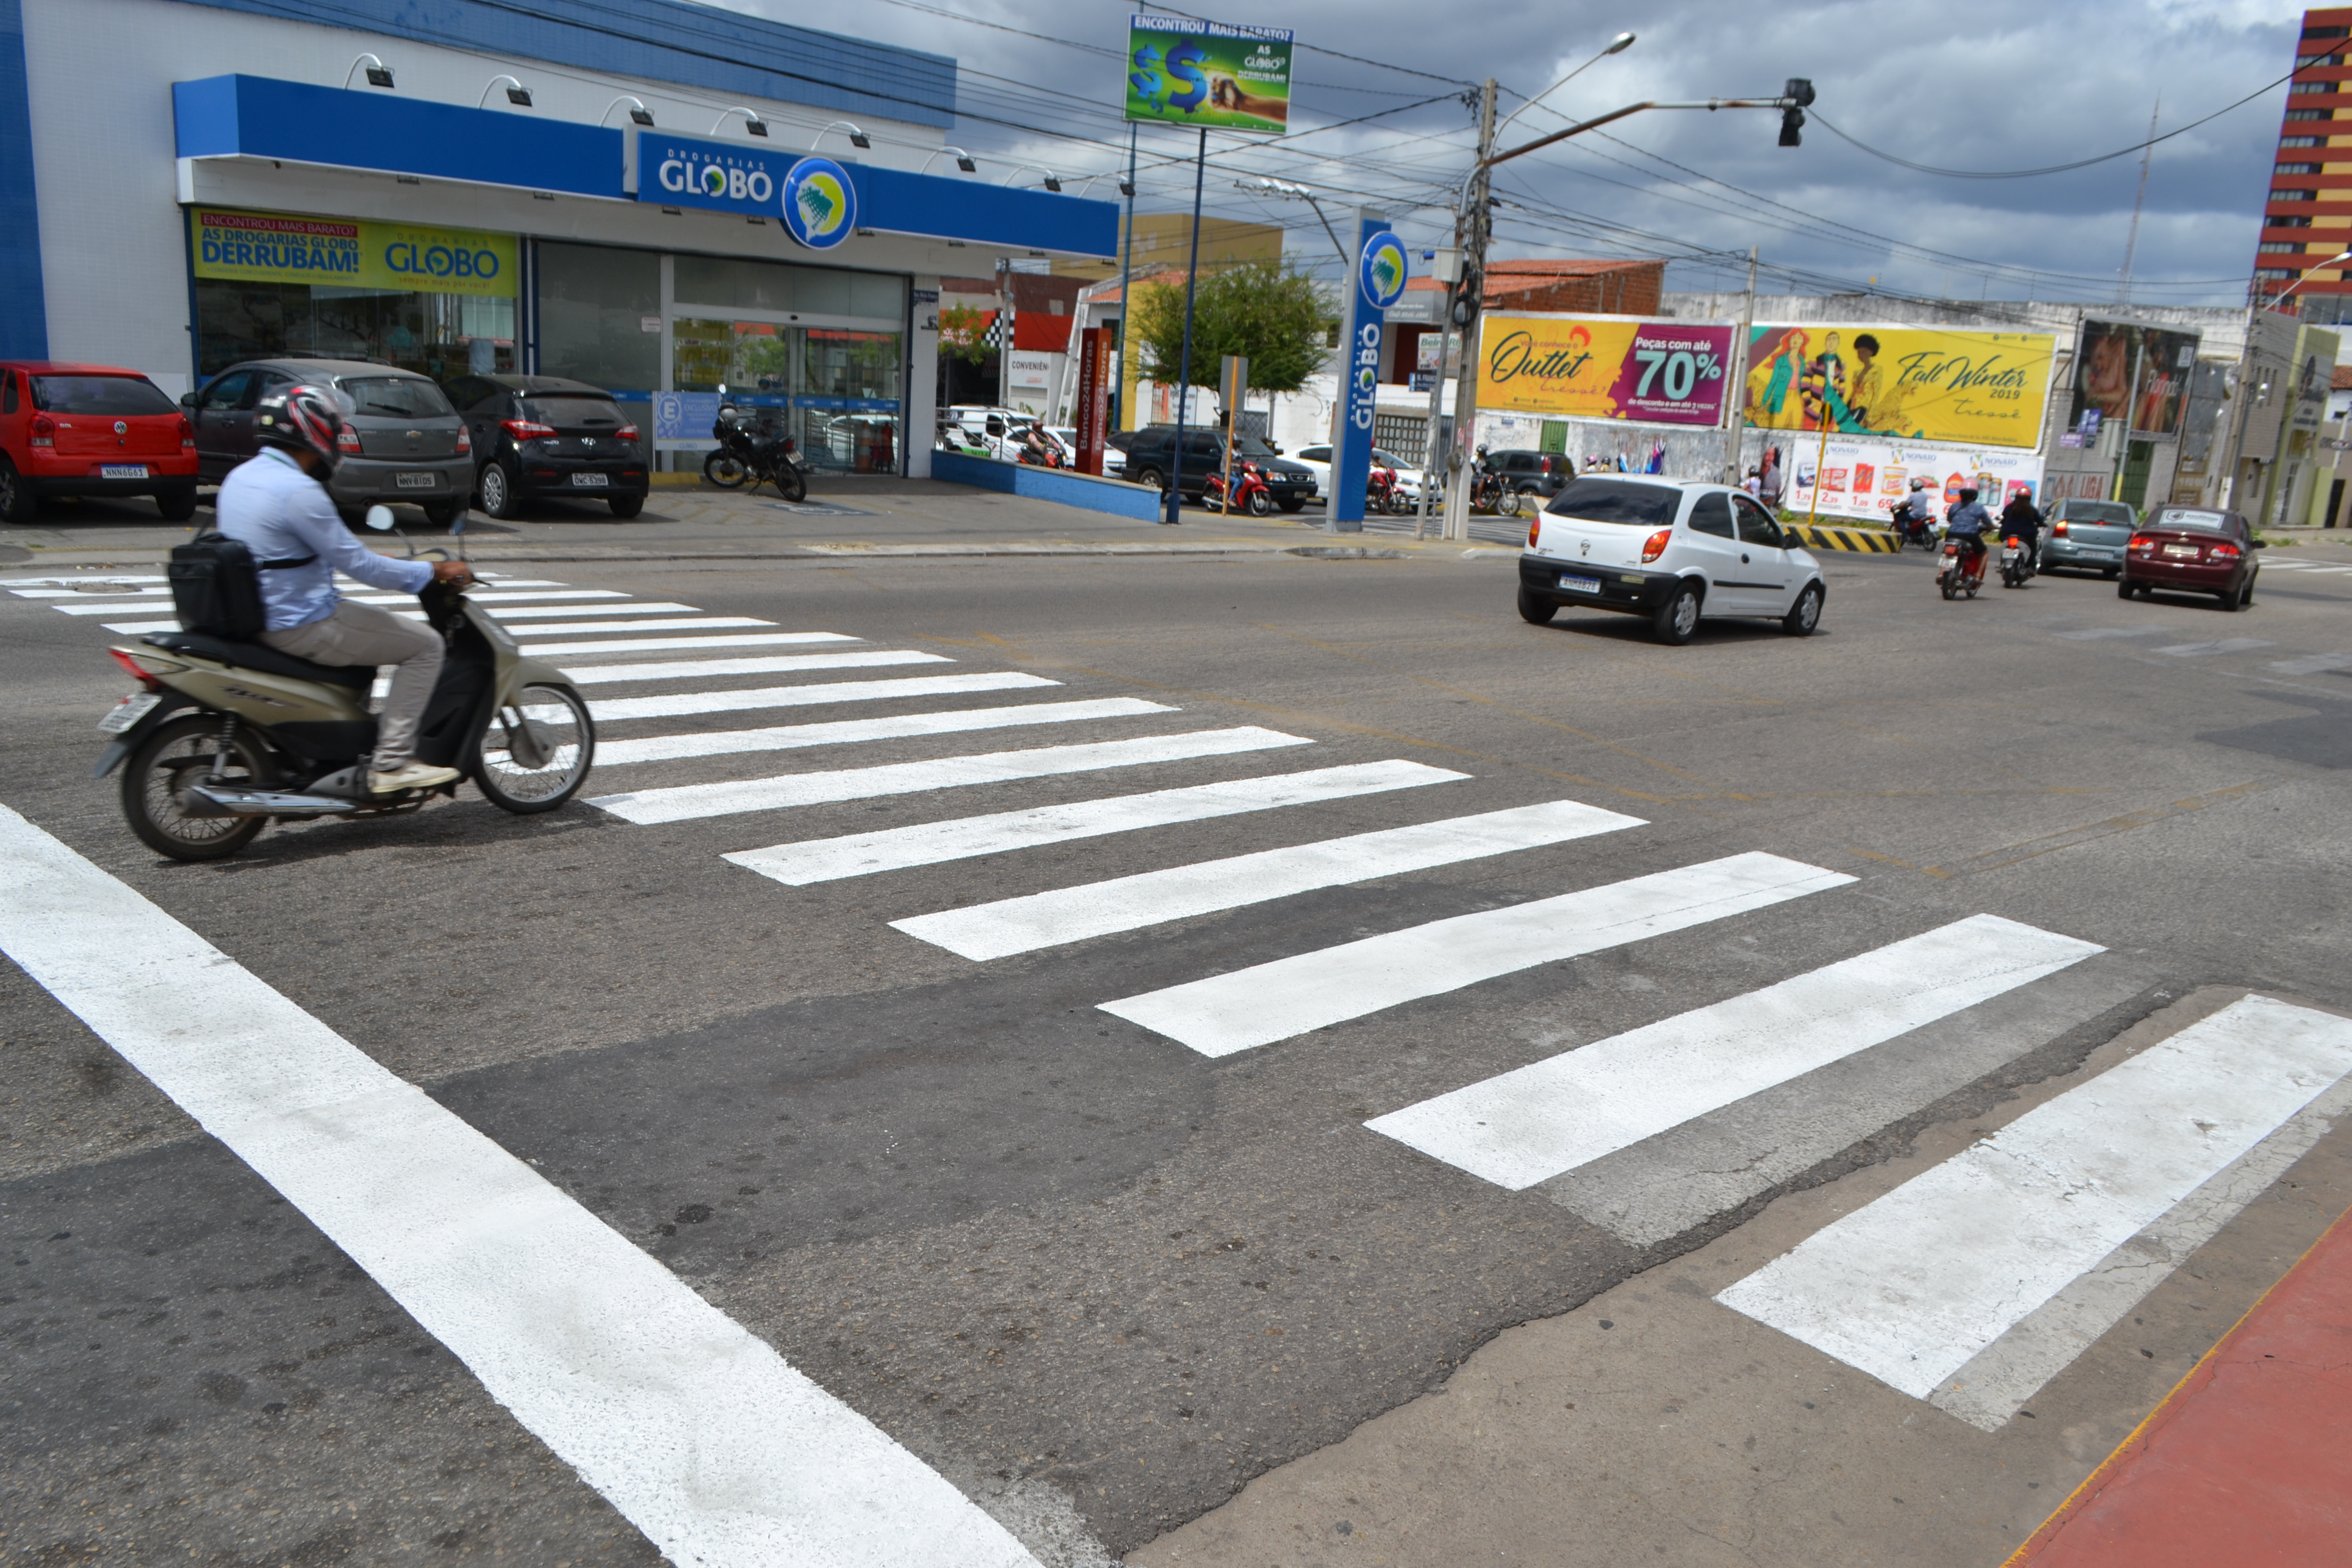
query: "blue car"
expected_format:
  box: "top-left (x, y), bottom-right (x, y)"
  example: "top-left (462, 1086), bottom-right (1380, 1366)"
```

top-left (2041, 498), bottom-right (2138, 577)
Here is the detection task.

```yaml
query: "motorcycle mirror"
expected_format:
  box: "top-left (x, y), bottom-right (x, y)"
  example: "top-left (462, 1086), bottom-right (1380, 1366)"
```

top-left (363, 505), bottom-right (397, 531)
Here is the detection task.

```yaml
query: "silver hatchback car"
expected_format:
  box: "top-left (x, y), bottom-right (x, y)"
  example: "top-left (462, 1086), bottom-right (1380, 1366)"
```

top-left (2041, 497), bottom-right (2138, 577)
top-left (186, 357), bottom-right (472, 526)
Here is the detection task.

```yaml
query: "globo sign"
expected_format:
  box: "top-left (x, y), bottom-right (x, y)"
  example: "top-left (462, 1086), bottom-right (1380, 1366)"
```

top-left (643, 135), bottom-right (783, 217)
top-left (382, 240), bottom-right (499, 282)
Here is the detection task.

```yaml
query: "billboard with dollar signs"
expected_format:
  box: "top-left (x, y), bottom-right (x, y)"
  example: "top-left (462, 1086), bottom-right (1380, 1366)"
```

top-left (1125, 14), bottom-right (1294, 133)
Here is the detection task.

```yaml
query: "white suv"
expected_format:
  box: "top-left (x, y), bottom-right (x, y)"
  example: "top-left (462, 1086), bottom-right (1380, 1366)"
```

top-left (1518, 476), bottom-right (1825, 645)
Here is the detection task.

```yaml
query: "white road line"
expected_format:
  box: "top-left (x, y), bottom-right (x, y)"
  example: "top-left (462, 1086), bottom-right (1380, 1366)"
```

top-left (392, 602), bottom-right (706, 622)
top-left (727, 760), bottom-right (1469, 886)
top-left (0, 804), bottom-right (1037, 1568)
top-left (1099, 852), bottom-right (1856, 1059)
top-left (2153, 638), bottom-right (2273, 657)
top-left (590, 726), bottom-right (1313, 825)
top-left (896, 799), bottom-right (1644, 962)
top-left (99, 619), bottom-right (185, 634)
top-left (505, 616), bottom-right (772, 636)
top-left (535, 632), bottom-right (860, 658)
top-left (47, 599), bottom-right (185, 616)
top-left (6, 575), bottom-right (169, 590)
top-left (25, 587), bottom-right (175, 602)
top-left (564, 649), bottom-right (938, 684)
top-left (591, 672), bottom-right (1057, 721)
top-left (1365, 915), bottom-right (2102, 1191)
top-left (2052, 628), bottom-right (2157, 641)
top-left (346, 589), bottom-right (627, 606)
top-left (594, 698), bottom-right (1173, 766)
top-left (2266, 652), bottom-right (2352, 676)
top-left (1713, 994), bottom-right (2352, 1401)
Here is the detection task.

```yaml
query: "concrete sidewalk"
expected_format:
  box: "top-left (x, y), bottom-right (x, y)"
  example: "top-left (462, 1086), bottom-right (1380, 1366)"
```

top-left (2005, 1207), bottom-right (2352, 1567)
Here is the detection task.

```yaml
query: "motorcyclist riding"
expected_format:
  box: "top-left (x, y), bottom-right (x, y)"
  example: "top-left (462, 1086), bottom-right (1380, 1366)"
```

top-left (1898, 477), bottom-right (1937, 545)
top-left (2000, 488), bottom-right (2044, 569)
top-left (214, 385), bottom-right (474, 795)
top-left (1944, 486), bottom-right (1994, 573)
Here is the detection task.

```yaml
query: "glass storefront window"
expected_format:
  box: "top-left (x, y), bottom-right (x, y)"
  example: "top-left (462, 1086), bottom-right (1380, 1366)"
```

top-left (538, 241), bottom-right (662, 393)
top-left (674, 255), bottom-right (905, 321)
top-left (193, 280), bottom-right (512, 378)
top-left (799, 329), bottom-right (902, 474)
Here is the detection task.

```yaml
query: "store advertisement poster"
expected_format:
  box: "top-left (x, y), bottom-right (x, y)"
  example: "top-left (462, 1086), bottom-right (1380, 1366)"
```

top-left (1125, 15), bottom-right (1293, 132)
top-left (190, 208), bottom-right (516, 298)
top-left (1478, 313), bottom-right (1736, 426)
top-left (2069, 320), bottom-right (2200, 437)
top-left (1743, 324), bottom-right (2054, 449)
top-left (1783, 438), bottom-right (2044, 522)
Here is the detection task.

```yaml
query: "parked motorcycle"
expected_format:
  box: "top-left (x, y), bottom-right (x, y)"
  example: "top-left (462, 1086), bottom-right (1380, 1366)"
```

top-left (96, 508), bottom-right (596, 861)
top-left (704, 406), bottom-right (808, 503)
top-left (1998, 533), bottom-right (2036, 589)
top-left (1937, 535), bottom-right (1988, 600)
top-left (1203, 459), bottom-right (1272, 517)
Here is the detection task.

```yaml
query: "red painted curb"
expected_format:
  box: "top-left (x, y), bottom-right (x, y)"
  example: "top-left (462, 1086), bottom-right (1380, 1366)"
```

top-left (2004, 1204), bottom-right (2352, 1567)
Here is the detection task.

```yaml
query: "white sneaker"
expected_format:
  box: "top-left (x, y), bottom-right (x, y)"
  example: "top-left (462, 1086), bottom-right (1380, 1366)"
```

top-left (368, 760), bottom-right (461, 794)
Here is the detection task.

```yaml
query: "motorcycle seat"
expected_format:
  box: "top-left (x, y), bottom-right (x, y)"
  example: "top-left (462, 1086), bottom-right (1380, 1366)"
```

top-left (141, 632), bottom-right (378, 692)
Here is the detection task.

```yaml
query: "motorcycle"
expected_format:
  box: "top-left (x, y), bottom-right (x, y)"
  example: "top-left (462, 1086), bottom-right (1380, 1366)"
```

top-left (703, 406), bottom-right (808, 503)
top-left (1937, 534), bottom-right (1989, 600)
top-left (1366, 465), bottom-right (1414, 516)
top-left (95, 508), bottom-right (597, 861)
top-left (1895, 504), bottom-right (1938, 551)
top-left (1471, 471), bottom-right (1522, 517)
top-left (1202, 459), bottom-right (1272, 517)
top-left (1998, 533), bottom-right (2036, 589)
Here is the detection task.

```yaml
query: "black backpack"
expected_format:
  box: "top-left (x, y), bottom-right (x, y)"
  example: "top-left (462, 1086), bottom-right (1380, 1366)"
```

top-left (167, 532), bottom-right (313, 641)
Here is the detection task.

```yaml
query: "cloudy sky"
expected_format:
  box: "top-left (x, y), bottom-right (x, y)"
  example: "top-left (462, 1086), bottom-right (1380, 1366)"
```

top-left (733, 0), bottom-right (2304, 305)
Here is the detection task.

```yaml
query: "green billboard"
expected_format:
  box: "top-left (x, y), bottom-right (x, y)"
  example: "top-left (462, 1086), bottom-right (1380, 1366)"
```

top-left (1125, 14), bottom-right (1294, 133)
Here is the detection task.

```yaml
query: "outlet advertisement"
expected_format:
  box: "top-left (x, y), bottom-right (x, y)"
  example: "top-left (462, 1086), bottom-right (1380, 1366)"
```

top-left (1477, 312), bottom-right (1738, 426)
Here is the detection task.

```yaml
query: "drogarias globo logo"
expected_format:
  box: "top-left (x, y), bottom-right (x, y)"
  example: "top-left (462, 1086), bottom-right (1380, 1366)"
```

top-left (1358, 229), bottom-right (1408, 312)
top-left (655, 145), bottom-right (776, 206)
top-left (781, 157), bottom-right (856, 250)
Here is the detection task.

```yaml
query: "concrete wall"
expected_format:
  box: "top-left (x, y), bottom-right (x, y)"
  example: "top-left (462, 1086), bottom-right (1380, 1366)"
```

top-left (930, 449), bottom-right (1162, 521)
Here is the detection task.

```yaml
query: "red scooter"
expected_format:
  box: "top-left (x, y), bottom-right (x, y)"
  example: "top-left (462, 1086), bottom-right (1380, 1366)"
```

top-left (1937, 533), bottom-right (1989, 599)
top-left (1203, 460), bottom-right (1272, 516)
top-left (1366, 465), bottom-right (1413, 516)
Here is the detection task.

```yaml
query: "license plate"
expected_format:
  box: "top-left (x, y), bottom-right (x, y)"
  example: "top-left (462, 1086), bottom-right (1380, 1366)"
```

top-left (2164, 545), bottom-right (2198, 558)
top-left (1556, 573), bottom-right (1602, 594)
top-left (395, 471), bottom-right (438, 489)
top-left (101, 463), bottom-right (148, 479)
top-left (97, 692), bottom-right (161, 734)
top-left (570, 473), bottom-right (611, 488)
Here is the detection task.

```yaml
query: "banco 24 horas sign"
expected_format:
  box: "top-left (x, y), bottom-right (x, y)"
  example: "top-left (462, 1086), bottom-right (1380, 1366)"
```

top-left (642, 133), bottom-right (855, 251)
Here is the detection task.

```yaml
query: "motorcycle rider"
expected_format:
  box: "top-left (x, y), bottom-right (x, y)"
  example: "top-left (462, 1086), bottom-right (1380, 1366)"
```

top-left (214, 385), bottom-right (474, 794)
top-left (1944, 486), bottom-right (1994, 578)
top-left (2000, 487), bottom-right (2045, 569)
top-left (1898, 477), bottom-right (1937, 546)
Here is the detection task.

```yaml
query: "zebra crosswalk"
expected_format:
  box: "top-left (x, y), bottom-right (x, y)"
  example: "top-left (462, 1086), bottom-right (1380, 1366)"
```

top-left (15, 560), bottom-right (2348, 1443)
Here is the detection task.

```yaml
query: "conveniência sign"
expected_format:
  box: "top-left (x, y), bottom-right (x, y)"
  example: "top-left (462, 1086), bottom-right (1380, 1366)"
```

top-left (189, 208), bottom-right (517, 298)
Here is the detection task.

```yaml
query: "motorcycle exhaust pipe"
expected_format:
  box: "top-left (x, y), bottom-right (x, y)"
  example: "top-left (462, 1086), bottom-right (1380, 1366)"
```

top-left (181, 784), bottom-right (362, 818)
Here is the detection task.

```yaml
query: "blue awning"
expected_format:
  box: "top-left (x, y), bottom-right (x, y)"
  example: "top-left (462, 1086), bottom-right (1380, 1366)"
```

top-left (173, 76), bottom-right (1119, 258)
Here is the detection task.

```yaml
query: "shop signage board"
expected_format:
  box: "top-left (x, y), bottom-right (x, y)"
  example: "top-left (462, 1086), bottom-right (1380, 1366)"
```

top-left (1075, 326), bottom-right (1111, 475)
top-left (188, 208), bottom-right (515, 297)
top-left (640, 132), bottom-right (791, 218)
top-left (1743, 325), bottom-right (2056, 449)
top-left (1008, 350), bottom-right (1054, 389)
top-left (1476, 312), bottom-right (1736, 426)
top-left (1329, 217), bottom-right (1400, 528)
top-left (1124, 14), bottom-right (1294, 132)
top-left (1783, 437), bottom-right (2046, 522)
top-left (2069, 320), bottom-right (2200, 438)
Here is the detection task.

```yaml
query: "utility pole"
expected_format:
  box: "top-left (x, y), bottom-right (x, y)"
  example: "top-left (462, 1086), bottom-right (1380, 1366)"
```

top-left (1723, 246), bottom-right (1756, 483)
top-left (996, 259), bottom-right (1014, 411)
top-left (1115, 122), bottom-right (1138, 432)
top-left (1416, 238), bottom-right (1462, 540)
top-left (1442, 78), bottom-right (1497, 543)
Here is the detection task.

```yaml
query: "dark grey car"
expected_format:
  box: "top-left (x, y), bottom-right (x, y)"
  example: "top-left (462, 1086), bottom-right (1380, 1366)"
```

top-left (2042, 497), bottom-right (2137, 576)
top-left (184, 358), bottom-right (472, 526)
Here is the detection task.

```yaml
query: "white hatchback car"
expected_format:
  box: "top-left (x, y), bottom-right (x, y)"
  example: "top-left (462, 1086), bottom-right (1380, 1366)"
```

top-left (1518, 476), bottom-right (1826, 645)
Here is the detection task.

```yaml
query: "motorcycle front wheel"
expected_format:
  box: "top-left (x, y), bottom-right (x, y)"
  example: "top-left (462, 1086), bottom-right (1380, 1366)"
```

top-left (703, 451), bottom-right (751, 489)
top-left (473, 684), bottom-right (596, 814)
top-left (1247, 488), bottom-right (1271, 517)
top-left (122, 715), bottom-right (272, 861)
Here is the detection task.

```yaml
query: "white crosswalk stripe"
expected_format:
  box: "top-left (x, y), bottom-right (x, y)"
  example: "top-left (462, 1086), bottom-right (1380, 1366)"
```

top-left (1365, 915), bottom-right (2102, 1191)
top-left (533, 631), bottom-right (861, 657)
top-left (587, 671), bottom-right (1057, 721)
top-left (726, 761), bottom-right (1468, 885)
top-left (590, 726), bottom-right (1316, 825)
top-left (390, 600), bottom-right (700, 621)
top-left (503, 615), bottom-right (773, 636)
top-left (2266, 652), bottom-right (2352, 675)
top-left (564, 650), bottom-right (942, 684)
top-left (1715, 995), bottom-right (2352, 1409)
top-left (1099, 853), bottom-right (1856, 1058)
top-left (895, 799), bottom-right (1645, 961)
top-left (592, 698), bottom-right (1174, 767)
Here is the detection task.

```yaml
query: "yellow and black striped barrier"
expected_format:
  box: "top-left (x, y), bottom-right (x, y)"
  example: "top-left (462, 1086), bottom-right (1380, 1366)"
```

top-left (1788, 522), bottom-right (1902, 554)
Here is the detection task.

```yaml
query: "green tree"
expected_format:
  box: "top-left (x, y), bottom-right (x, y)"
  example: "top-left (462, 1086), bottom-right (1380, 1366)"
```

top-left (936, 303), bottom-right (992, 369)
top-left (1133, 259), bottom-right (1335, 395)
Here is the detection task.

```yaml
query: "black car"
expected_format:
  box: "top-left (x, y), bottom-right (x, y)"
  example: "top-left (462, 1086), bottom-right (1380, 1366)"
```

top-left (186, 358), bottom-right (472, 527)
top-left (440, 374), bottom-right (649, 519)
top-left (1121, 424), bottom-right (1315, 512)
top-left (1489, 449), bottom-right (1576, 498)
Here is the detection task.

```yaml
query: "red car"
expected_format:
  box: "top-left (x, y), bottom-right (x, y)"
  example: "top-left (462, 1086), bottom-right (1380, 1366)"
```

top-left (2117, 505), bottom-right (2263, 611)
top-left (0, 361), bottom-right (200, 524)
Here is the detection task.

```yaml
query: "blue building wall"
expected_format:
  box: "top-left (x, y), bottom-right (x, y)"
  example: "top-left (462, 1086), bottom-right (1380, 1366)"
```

top-left (931, 451), bottom-right (1164, 522)
top-left (0, 0), bottom-right (46, 359)
top-left (173, 0), bottom-right (958, 129)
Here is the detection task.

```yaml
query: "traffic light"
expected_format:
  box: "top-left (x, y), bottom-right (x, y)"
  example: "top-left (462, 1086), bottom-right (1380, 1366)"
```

top-left (1779, 77), bottom-right (1814, 146)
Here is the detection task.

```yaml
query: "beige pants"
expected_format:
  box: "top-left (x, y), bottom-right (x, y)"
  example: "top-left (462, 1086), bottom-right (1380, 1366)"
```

top-left (262, 600), bottom-right (443, 768)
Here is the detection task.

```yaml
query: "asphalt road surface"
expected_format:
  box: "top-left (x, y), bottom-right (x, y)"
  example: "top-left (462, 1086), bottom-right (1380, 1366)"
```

top-left (5, 535), bottom-right (2351, 1565)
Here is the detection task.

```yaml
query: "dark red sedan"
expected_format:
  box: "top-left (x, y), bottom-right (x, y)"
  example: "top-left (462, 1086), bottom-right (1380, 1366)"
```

top-left (2118, 505), bottom-right (2263, 610)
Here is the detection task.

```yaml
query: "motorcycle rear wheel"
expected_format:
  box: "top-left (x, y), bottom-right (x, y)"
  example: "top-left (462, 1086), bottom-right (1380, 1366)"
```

top-left (122, 715), bottom-right (272, 861)
top-left (703, 451), bottom-right (751, 489)
top-left (473, 683), bottom-right (596, 814)
top-left (776, 462), bottom-right (807, 504)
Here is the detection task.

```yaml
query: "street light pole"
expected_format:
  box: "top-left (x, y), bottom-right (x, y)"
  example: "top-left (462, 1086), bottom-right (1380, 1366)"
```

top-left (1442, 79), bottom-right (1497, 544)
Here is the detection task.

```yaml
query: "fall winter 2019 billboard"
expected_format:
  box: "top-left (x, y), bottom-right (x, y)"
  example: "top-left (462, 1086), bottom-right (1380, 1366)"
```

top-left (1743, 325), bottom-right (2055, 449)
top-left (1476, 313), bottom-right (1737, 426)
